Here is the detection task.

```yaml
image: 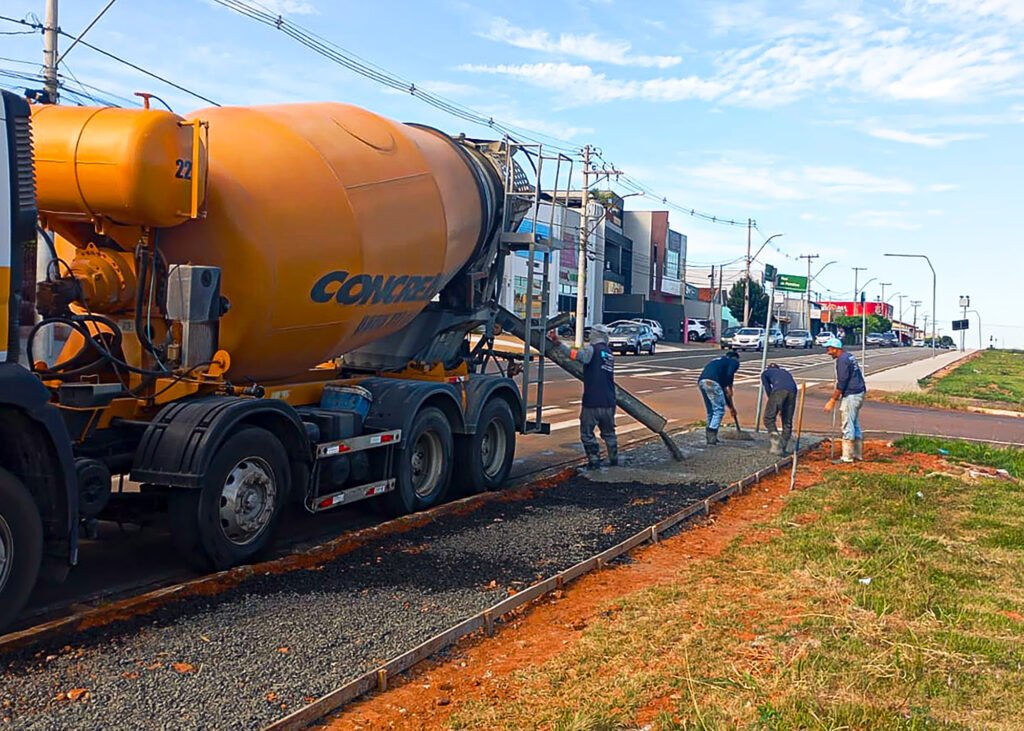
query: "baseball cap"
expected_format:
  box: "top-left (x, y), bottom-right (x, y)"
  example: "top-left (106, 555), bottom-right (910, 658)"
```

top-left (825, 337), bottom-right (843, 349)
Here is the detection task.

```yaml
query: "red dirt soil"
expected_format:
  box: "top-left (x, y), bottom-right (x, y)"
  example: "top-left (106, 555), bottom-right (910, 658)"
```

top-left (320, 441), bottom-right (939, 730)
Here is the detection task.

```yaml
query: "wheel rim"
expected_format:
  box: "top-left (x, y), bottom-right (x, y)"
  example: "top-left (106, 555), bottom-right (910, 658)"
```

top-left (0, 515), bottom-right (12, 594)
top-left (218, 456), bottom-right (277, 546)
top-left (410, 431), bottom-right (444, 498)
top-left (480, 418), bottom-right (508, 479)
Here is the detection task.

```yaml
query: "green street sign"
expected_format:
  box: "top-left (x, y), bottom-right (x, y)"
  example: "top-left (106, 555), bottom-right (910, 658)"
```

top-left (776, 273), bottom-right (808, 292)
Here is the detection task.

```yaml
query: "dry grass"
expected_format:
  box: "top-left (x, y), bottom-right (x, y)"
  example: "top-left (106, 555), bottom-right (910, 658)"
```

top-left (447, 444), bottom-right (1024, 730)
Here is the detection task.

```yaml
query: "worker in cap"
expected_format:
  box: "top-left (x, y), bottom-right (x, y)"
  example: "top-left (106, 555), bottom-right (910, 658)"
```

top-left (761, 362), bottom-right (798, 455)
top-left (823, 336), bottom-right (867, 462)
top-left (697, 350), bottom-right (740, 445)
top-left (556, 324), bottom-right (618, 469)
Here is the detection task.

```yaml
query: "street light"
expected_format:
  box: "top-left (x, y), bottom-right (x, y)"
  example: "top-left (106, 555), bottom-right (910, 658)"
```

top-left (968, 309), bottom-right (983, 349)
top-left (744, 233), bottom-right (783, 326)
top-left (885, 253), bottom-right (937, 358)
top-left (857, 277), bottom-right (877, 368)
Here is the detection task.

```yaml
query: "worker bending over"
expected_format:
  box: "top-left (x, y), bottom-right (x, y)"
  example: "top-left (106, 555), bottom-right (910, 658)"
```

top-left (698, 350), bottom-right (740, 445)
top-left (568, 324), bottom-right (618, 469)
top-left (761, 363), bottom-right (797, 455)
top-left (823, 336), bottom-right (867, 462)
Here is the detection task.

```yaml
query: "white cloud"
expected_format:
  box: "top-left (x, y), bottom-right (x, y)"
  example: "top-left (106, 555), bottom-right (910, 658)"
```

top-left (458, 62), bottom-right (726, 105)
top-left (928, 183), bottom-right (960, 192)
top-left (867, 127), bottom-right (982, 147)
top-left (849, 210), bottom-right (923, 231)
top-left (480, 18), bottom-right (682, 68)
top-left (256, 0), bottom-right (318, 15)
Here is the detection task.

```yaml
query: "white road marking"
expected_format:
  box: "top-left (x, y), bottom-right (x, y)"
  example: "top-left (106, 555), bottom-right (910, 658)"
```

top-left (636, 389), bottom-right (655, 394)
top-left (636, 370), bottom-right (678, 377)
top-left (541, 406), bottom-right (570, 416)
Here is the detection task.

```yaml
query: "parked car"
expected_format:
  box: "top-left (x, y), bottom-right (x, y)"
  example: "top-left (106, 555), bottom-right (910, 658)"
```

top-left (732, 327), bottom-right (765, 351)
top-left (866, 332), bottom-right (885, 346)
top-left (608, 323), bottom-right (655, 355)
top-left (768, 327), bottom-right (784, 348)
top-left (815, 330), bottom-right (835, 347)
top-left (913, 337), bottom-right (926, 347)
top-left (634, 318), bottom-right (664, 341)
top-left (784, 329), bottom-right (813, 348)
top-left (685, 318), bottom-right (708, 342)
top-left (720, 326), bottom-right (740, 350)
top-left (880, 332), bottom-right (900, 347)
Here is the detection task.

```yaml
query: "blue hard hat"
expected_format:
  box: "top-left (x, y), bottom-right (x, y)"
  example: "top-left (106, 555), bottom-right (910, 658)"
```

top-left (825, 337), bottom-right (844, 349)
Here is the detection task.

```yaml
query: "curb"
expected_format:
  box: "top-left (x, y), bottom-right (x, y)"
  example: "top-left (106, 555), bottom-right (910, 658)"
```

top-left (261, 444), bottom-right (816, 731)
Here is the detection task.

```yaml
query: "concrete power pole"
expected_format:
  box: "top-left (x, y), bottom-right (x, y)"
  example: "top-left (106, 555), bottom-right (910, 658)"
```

top-left (799, 254), bottom-right (819, 330)
top-left (852, 267), bottom-right (867, 316)
top-left (743, 219), bottom-right (753, 326)
top-left (911, 300), bottom-right (921, 340)
top-left (574, 145), bottom-right (590, 348)
top-left (43, 0), bottom-right (60, 103)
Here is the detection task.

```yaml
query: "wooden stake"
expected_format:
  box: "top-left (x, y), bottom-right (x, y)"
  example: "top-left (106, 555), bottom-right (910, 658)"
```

top-left (789, 383), bottom-right (807, 491)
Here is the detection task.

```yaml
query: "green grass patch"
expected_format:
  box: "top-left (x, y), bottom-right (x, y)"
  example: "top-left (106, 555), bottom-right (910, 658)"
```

top-left (448, 454), bottom-right (1024, 731)
top-left (929, 350), bottom-right (1024, 405)
top-left (894, 435), bottom-right (1024, 478)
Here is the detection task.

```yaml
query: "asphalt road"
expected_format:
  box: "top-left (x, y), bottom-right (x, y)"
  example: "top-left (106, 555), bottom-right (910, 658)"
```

top-left (15, 343), bottom-right (1024, 630)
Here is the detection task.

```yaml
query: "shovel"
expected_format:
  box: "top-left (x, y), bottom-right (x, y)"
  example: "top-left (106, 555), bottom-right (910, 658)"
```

top-left (726, 410), bottom-right (755, 441)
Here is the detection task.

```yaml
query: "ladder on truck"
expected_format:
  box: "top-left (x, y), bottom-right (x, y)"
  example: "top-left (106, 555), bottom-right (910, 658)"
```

top-left (497, 142), bottom-right (574, 435)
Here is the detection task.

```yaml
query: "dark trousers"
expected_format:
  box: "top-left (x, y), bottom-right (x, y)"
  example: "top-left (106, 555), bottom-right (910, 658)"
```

top-left (763, 390), bottom-right (796, 443)
top-left (580, 406), bottom-right (617, 456)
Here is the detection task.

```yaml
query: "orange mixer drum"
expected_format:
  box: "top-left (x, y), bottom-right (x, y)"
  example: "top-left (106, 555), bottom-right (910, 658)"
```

top-left (159, 103), bottom-right (492, 382)
top-left (31, 104), bottom-right (202, 229)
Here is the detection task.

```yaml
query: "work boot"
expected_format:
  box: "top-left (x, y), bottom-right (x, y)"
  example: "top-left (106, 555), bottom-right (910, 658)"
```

top-left (586, 454), bottom-right (601, 470)
top-left (768, 433), bottom-right (783, 456)
top-left (837, 439), bottom-right (855, 464)
top-left (607, 446), bottom-right (619, 467)
top-left (854, 438), bottom-right (864, 461)
top-left (779, 437), bottom-right (790, 456)
top-left (706, 427), bottom-right (719, 445)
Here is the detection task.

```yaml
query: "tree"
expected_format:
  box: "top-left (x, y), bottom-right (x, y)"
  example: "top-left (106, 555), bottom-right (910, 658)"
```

top-left (831, 314), bottom-right (892, 334)
top-left (940, 335), bottom-right (955, 347)
top-left (727, 278), bottom-right (768, 326)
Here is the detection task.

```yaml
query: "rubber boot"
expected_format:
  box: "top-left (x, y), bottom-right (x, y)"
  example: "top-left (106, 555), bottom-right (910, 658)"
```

top-left (706, 427), bottom-right (719, 445)
top-left (837, 439), bottom-right (855, 464)
top-left (586, 453), bottom-right (601, 470)
top-left (768, 433), bottom-right (783, 456)
top-left (608, 446), bottom-right (619, 467)
top-left (779, 437), bottom-right (790, 456)
top-left (854, 438), bottom-right (864, 461)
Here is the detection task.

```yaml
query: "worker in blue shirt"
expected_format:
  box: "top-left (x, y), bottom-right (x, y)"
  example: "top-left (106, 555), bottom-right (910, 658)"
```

top-left (564, 324), bottom-right (618, 469)
top-left (698, 350), bottom-right (740, 445)
top-left (760, 363), bottom-right (798, 455)
top-left (823, 336), bottom-right (867, 462)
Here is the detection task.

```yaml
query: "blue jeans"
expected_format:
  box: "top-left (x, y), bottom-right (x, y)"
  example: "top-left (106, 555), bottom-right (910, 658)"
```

top-left (840, 392), bottom-right (865, 440)
top-left (699, 379), bottom-right (727, 430)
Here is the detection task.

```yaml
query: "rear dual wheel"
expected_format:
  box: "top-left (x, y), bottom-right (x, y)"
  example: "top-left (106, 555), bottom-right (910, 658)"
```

top-left (454, 399), bottom-right (516, 495)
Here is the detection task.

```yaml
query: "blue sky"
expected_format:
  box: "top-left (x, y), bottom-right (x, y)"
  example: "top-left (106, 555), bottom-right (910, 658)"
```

top-left (2, 0), bottom-right (1022, 346)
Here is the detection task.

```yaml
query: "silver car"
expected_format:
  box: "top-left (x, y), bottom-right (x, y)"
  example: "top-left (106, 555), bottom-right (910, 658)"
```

top-left (784, 329), bottom-right (813, 348)
top-left (608, 324), bottom-right (656, 355)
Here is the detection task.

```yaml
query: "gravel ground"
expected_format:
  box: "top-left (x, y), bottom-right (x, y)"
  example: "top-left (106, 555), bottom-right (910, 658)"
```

top-left (0, 433), bottom-right (809, 731)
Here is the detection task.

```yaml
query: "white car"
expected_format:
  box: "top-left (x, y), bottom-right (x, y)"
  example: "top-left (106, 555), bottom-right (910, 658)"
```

top-left (913, 338), bottom-right (926, 347)
top-left (685, 318), bottom-right (708, 342)
top-left (732, 327), bottom-right (765, 351)
top-left (784, 329), bottom-right (813, 348)
top-left (634, 318), bottom-right (664, 341)
top-left (768, 327), bottom-right (784, 348)
top-left (815, 331), bottom-right (835, 347)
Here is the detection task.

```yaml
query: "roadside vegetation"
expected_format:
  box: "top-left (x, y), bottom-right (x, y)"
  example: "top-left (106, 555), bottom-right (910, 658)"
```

top-left (874, 350), bottom-right (1024, 413)
top-left (449, 441), bottom-right (1024, 730)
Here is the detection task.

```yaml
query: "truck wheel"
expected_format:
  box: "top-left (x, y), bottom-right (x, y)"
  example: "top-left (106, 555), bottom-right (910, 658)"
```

top-left (453, 399), bottom-right (516, 494)
top-left (0, 467), bottom-right (43, 631)
top-left (169, 427), bottom-right (289, 572)
top-left (388, 407), bottom-right (453, 515)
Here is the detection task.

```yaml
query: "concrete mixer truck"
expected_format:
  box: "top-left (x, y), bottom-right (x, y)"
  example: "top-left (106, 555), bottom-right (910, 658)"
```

top-left (0, 90), bottom-right (673, 631)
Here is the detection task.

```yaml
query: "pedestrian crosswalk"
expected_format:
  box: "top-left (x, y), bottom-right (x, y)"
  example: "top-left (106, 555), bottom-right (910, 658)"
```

top-left (607, 353), bottom-right (838, 385)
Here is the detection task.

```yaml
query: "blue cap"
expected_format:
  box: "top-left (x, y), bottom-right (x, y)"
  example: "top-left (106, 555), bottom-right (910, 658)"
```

top-left (825, 337), bottom-right (844, 349)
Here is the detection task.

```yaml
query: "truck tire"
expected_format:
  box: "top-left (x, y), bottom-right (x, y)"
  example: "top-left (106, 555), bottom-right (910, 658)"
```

top-left (387, 407), bottom-right (453, 515)
top-left (0, 467), bottom-right (43, 631)
top-left (453, 399), bottom-right (516, 494)
top-left (169, 427), bottom-right (289, 572)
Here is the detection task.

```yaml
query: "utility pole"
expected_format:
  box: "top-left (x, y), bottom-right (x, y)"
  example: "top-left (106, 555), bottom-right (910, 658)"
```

top-left (43, 0), bottom-right (60, 103)
top-left (743, 218), bottom-right (753, 326)
top-left (879, 282), bottom-right (891, 312)
top-left (911, 300), bottom-right (921, 340)
top-left (573, 146), bottom-right (621, 348)
top-left (852, 267), bottom-right (867, 316)
top-left (798, 254), bottom-right (819, 330)
top-left (574, 145), bottom-right (590, 348)
top-left (959, 295), bottom-right (970, 352)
